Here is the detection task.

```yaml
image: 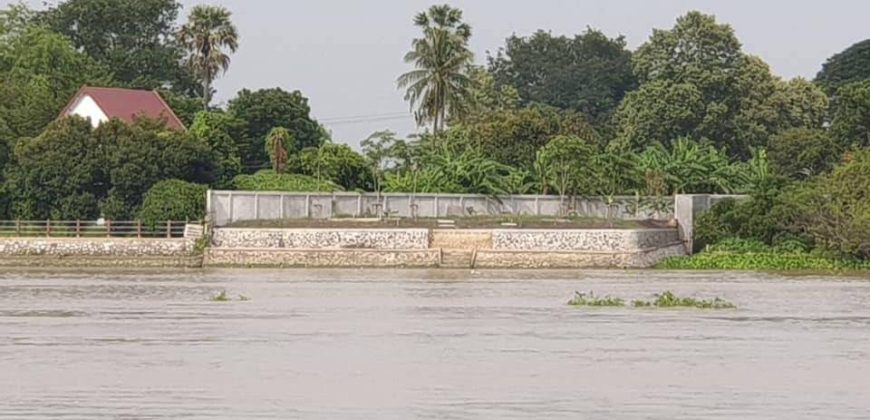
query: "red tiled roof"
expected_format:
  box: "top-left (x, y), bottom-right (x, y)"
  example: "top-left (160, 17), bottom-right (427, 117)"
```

top-left (60, 86), bottom-right (186, 130)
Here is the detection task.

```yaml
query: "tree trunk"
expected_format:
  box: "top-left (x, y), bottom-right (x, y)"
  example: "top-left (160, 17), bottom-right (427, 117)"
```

top-left (202, 74), bottom-right (211, 111)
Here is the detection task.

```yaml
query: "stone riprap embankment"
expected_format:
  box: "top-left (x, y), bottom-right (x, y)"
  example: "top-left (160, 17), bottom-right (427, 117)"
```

top-left (205, 228), bottom-right (685, 269)
top-left (0, 238), bottom-right (200, 268)
top-left (212, 228), bottom-right (429, 250)
top-left (491, 229), bottom-right (680, 252)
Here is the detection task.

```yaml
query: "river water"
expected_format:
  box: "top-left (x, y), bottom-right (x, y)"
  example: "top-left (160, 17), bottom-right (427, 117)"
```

top-left (1, 269), bottom-right (869, 419)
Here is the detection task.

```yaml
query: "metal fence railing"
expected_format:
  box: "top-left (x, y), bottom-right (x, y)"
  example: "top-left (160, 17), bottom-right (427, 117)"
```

top-left (0, 220), bottom-right (191, 239)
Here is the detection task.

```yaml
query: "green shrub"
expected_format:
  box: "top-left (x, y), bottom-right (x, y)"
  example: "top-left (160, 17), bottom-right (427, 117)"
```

top-left (789, 148), bottom-right (870, 258)
top-left (137, 180), bottom-right (208, 227)
top-left (232, 170), bottom-right (340, 192)
top-left (706, 238), bottom-right (769, 253)
top-left (694, 179), bottom-right (804, 248)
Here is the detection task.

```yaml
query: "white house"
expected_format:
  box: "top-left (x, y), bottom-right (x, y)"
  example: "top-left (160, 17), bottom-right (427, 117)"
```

top-left (59, 86), bottom-right (186, 130)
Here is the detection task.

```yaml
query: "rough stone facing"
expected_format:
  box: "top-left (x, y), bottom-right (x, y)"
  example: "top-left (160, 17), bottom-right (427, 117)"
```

top-left (206, 248), bottom-right (440, 268)
top-left (492, 229), bottom-right (679, 252)
top-left (212, 228), bottom-right (430, 250)
top-left (474, 244), bottom-right (686, 269)
top-left (0, 238), bottom-right (195, 257)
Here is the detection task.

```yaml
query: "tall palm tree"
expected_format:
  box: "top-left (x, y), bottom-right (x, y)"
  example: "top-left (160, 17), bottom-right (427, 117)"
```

top-left (397, 5), bottom-right (474, 133)
top-left (178, 5), bottom-right (239, 110)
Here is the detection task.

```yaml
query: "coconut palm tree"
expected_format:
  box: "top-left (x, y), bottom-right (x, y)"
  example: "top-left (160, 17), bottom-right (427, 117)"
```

top-left (178, 5), bottom-right (239, 110)
top-left (397, 5), bottom-right (474, 133)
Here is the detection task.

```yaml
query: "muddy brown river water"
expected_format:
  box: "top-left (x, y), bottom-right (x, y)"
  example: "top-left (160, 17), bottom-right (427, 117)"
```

top-left (1, 269), bottom-right (869, 419)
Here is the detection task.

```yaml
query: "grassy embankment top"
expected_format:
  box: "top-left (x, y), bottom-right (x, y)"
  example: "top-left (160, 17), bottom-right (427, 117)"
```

top-left (225, 215), bottom-right (671, 230)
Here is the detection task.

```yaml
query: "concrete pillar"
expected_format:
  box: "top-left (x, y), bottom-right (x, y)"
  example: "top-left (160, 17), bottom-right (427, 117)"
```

top-left (674, 194), bottom-right (712, 254)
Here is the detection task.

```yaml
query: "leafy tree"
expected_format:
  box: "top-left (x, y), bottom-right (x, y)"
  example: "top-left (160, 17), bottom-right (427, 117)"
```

top-left (816, 39), bottom-right (870, 95)
top-left (39, 0), bottom-right (196, 93)
top-left (178, 5), bottom-right (238, 109)
top-left (612, 80), bottom-right (704, 150)
top-left (489, 28), bottom-right (636, 121)
top-left (228, 88), bottom-right (323, 170)
top-left (158, 89), bottom-right (204, 127)
top-left (189, 111), bottom-right (243, 188)
top-left (296, 143), bottom-right (372, 191)
top-left (830, 80), bottom-right (870, 148)
top-left (635, 138), bottom-right (751, 195)
top-left (361, 130), bottom-right (412, 195)
top-left (618, 12), bottom-right (828, 158)
top-left (768, 128), bottom-right (841, 179)
top-left (264, 127), bottom-right (293, 173)
top-left (587, 144), bottom-right (639, 202)
top-left (461, 105), bottom-right (598, 168)
top-left (790, 148), bottom-right (870, 258)
top-left (383, 131), bottom-right (515, 195)
top-left (0, 25), bottom-right (110, 139)
top-left (233, 170), bottom-right (339, 192)
top-left (137, 179), bottom-right (208, 227)
top-left (449, 65), bottom-right (519, 125)
top-left (397, 4), bottom-right (473, 132)
top-left (99, 119), bottom-right (216, 219)
top-left (535, 135), bottom-right (596, 204)
top-left (3, 117), bottom-right (105, 219)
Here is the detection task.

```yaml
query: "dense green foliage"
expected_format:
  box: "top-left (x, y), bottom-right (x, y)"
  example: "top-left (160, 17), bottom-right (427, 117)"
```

top-left (232, 170), bottom-right (339, 192)
top-left (0, 24), bottom-right (110, 139)
top-left (694, 148), bottom-right (870, 261)
top-left (137, 179), bottom-right (208, 226)
top-left (189, 111), bottom-right (243, 188)
top-left (462, 105), bottom-right (598, 168)
top-left (4, 117), bottom-right (215, 220)
top-left (830, 80), bottom-right (870, 148)
top-left (617, 13), bottom-right (828, 158)
top-left (39, 0), bottom-right (196, 94)
top-left (767, 129), bottom-right (841, 179)
top-left (489, 29), bottom-right (636, 122)
top-left (816, 40), bottom-right (870, 95)
top-left (228, 88), bottom-right (324, 170)
top-left (659, 239), bottom-right (870, 271)
top-left (296, 143), bottom-right (372, 191)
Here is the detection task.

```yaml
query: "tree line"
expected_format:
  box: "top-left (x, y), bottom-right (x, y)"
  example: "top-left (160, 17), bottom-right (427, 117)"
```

top-left (0, 2), bottom-right (866, 257)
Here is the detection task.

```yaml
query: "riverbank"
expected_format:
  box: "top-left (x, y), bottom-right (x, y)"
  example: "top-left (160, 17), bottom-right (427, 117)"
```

top-left (0, 237), bottom-right (202, 268)
top-left (0, 227), bottom-right (687, 269)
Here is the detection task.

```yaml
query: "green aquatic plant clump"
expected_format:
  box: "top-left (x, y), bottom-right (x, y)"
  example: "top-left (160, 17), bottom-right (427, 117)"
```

top-left (658, 252), bottom-right (870, 271)
top-left (632, 291), bottom-right (736, 309)
top-left (210, 290), bottom-right (230, 302)
top-left (210, 290), bottom-right (252, 302)
top-left (567, 291), bottom-right (626, 307)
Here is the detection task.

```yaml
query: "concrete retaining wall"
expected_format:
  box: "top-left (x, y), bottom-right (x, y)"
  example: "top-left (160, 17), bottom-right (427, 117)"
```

top-left (0, 238), bottom-right (195, 257)
top-left (474, 244), bottom-right (687, 269)
top-left (212, 228), bottom-right (429, 250)
top-left (205, 248), bottom-right (441, 268)
top-left (491, 229), bottom-right (680, 252)
top-left (0, 238), bottom-right (200, 268)
top-left (206, 227), bottom-right (685, 268)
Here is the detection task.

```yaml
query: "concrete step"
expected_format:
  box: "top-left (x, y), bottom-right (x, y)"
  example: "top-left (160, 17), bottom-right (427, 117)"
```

top-left (440, 249), bottom-right (474, 268)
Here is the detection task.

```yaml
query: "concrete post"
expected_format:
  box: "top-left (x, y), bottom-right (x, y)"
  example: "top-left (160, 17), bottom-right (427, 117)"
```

top-left (674, 194), bottom-right (711, 254)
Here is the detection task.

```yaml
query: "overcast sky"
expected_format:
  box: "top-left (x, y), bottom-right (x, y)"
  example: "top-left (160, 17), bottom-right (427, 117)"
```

top-left (9, 0), bottom-right (870, 147)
